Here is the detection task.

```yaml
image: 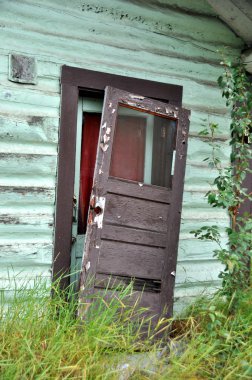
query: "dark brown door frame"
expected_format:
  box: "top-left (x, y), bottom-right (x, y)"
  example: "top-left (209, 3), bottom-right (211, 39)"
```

top-left (54, 65), bottom-right (183, 289)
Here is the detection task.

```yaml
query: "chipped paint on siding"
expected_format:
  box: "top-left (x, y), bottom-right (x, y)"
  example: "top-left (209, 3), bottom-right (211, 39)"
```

top-left (0, 0), bottom-right (244, 311)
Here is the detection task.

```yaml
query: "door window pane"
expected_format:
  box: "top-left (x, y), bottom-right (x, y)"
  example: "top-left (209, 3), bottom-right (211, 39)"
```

top-left (110, 105), bottom-right (176, 188)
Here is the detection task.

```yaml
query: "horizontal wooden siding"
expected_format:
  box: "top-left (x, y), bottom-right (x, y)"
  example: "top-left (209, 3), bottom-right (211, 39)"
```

top-left (0, 0), bottom-right (244, 311)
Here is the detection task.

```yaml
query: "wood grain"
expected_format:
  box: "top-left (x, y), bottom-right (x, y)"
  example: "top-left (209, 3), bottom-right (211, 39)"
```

top-left (106, 177), bottom-right (171, 204)
top-left (102, 224), bottom-right (167, 248)
top-left (97, 240), bottom-right (164, 279)
top-left (104, 193), bottom-right (169, 233)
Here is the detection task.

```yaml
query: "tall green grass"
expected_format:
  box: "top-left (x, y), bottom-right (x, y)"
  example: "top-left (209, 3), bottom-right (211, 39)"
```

top-left (0, 279), bottom-right (162, 379)
top-left (1, 279), bottom-right (251, 379)
top-left (158, 287), bottom-right (252, 380)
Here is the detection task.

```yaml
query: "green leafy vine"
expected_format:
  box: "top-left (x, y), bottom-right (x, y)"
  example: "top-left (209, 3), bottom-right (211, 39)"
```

top-left (191, 60), bottom-right (252, 303)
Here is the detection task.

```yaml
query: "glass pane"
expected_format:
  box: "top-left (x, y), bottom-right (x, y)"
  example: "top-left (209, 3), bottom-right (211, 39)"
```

top-left (110, 105), bottom-right (176, 188)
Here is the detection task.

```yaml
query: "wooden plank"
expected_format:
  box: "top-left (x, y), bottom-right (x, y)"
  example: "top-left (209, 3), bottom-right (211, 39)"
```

top-left (92, 288), bottom-right (161, 317)
top-left (106, 177), bottom-right (171, 203)
top-left (120, 290), bottom-right (161, 317)
top-left (174, 281), bottom-right (221, 298)
top-left (0, 102), bottom-right (59, 118)
top-left (102, 224), bottom-right (167, 248)
top-left (0, 221), bottom-right (53, 238)
top-left (175, 260), bottom-right (223, 284)
top-left (0, 267), bottom-right (51, 290)
top-left (0, 242), bottom-right (53, 256)
top-left (0, 174), bottom-right (56, 188)
top-left (0, 234), bottom-right (52, 244)
top-left (160, 107), bottom-right (190, 316)
top-left (0, 186), bottom-right (54, 206)
top-left (0, 115), bottom-right (59, 144)
top-left (104, 193), bottom-right (169, 233)
top-left (0, 153), bottom-right (57, 176)
top-left (177, 239), bottom-right (228, 261)
top-left (186, 137), bottom-right (230, 163)
top-left (130, 0), bottom-right (218, 16)
top-left (188, 111), bottom-right (231, 138)
top-left (53, 83), bottom-right (78, 287)
top-left (0, 141), bottom-right (57, 156)
top-left (0, 244), bottom-right (53, 266)
top-left (183, 164), bottom-right (219, 187)
top-left (180, 218), bottom-right (228, 234)
top-left (182, 208), bottom-right (228, 220)
top-left (2, 0), bottom-right (241, 46)
top-left (3, 51), bottom-right (225, 90)
top-left (97, 240), bottom-right (164, 279)
top-left (0, 86), bottom-right (60, 108)
top-left (0, 73), bottom-right (60, 94)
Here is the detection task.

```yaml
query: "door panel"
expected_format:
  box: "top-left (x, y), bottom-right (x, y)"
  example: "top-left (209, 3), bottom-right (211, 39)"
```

top-left (102, 225), bottom-right (167, 247)
top-left (92, 288), bottom-right (161, 318)
top-left (104, 193), bottom-right (169, 232)
top-left (97, 240), bottom-right (164, 279)
top-left (79, 87), bottom-right (190, 321)
top-left (106, 177), bottom-right (172, 203)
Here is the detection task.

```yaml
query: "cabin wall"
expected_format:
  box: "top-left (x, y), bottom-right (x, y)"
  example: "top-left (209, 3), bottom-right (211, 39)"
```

top-left (0, 0), bottom-right (244, 311)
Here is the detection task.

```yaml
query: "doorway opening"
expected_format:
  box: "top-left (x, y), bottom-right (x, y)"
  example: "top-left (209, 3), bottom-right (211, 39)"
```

top-left (53, 66), bottom-right (185, 317)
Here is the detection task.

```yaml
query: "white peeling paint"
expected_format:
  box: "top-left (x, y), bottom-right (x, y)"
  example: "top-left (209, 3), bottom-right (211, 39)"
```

top-left (103, 134), bottom-right (110, 143)
top-left (129, 94), bottom-right (145, 100)
top-left (100, 143), bottom-right (109, 152)
top-left (171, 151), bottom-right (176, 175)
top-left (93, 197), bottom-right (105, 229)
top-left (85, 261), bottom-right (90, 271)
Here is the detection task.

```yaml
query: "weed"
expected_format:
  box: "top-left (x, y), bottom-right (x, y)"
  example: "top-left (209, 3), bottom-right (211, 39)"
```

top-left (0, 278), bottom-right (160, 379)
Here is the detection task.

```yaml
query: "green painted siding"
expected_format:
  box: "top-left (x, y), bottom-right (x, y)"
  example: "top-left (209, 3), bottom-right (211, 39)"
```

top-left (0, 0), bottom-right (244, 312)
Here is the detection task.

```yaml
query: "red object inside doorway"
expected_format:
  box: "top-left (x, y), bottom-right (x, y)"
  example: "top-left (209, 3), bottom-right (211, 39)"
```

top-left (78, 113), bottom-right (101, 234)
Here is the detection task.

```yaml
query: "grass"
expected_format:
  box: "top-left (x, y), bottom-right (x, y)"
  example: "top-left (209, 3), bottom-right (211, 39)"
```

top-left (0, 279), bottom-right (252, 379)
top-left (0, 279), bottom-right (164, 379)
top-left (160, 287), bottom-right (252, 380)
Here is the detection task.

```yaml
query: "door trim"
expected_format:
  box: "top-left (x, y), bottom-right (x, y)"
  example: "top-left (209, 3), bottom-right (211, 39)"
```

top-left (53, 66), bottom-right (183, 289)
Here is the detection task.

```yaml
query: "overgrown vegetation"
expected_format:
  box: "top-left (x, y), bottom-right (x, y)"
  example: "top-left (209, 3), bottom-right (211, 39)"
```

top-left (0, 279), bottom-right (164, 379)
top-left (191, 60), bottom-right (252, 302)
top-left (1, 280), bottom-right (252, 379)
top-left (161, 286), bottom-right (252, 380)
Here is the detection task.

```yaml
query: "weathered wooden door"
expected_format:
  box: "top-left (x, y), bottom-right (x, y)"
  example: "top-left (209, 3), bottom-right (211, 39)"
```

top-left (80, 87), bottom-right (190, 318)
